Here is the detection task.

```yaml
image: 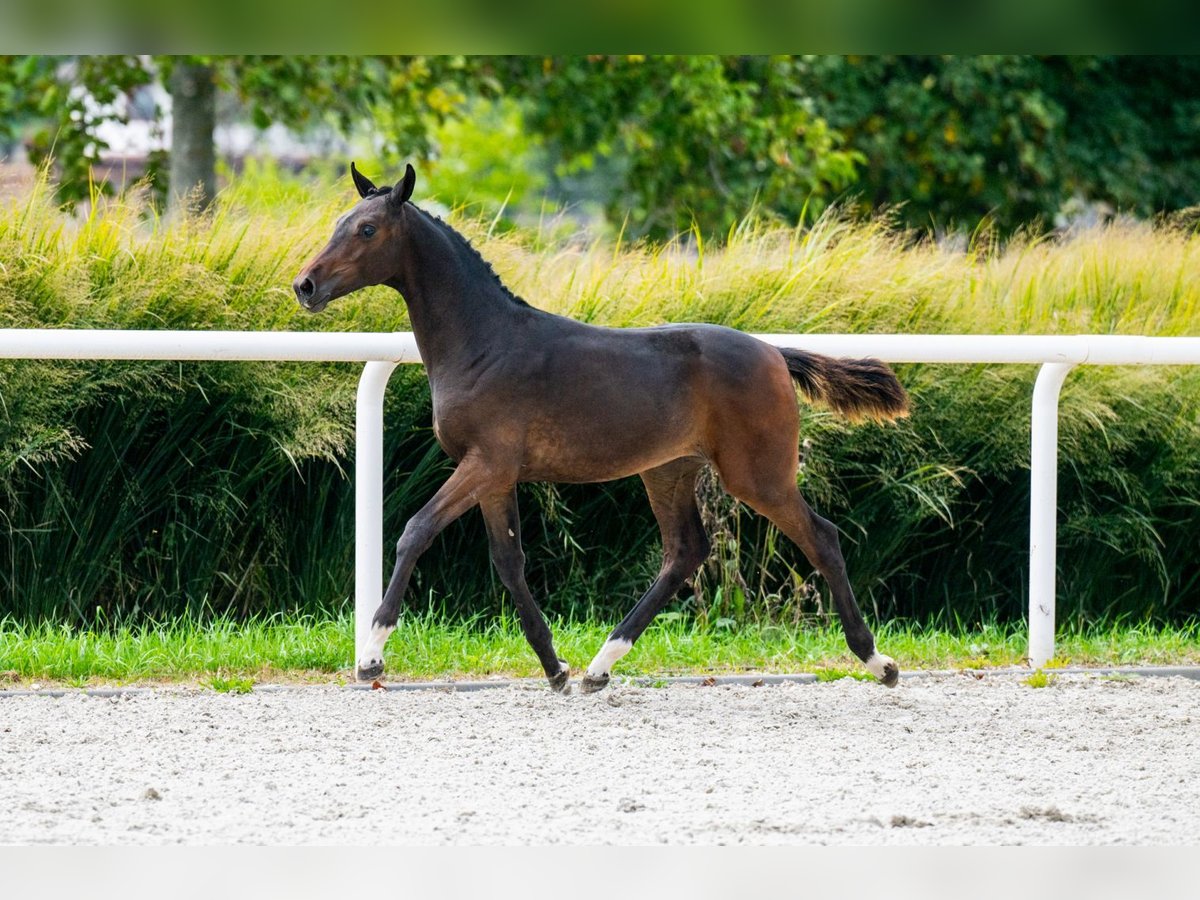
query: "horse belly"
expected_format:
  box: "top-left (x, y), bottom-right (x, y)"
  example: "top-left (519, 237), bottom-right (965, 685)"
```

top-left (519, 393), bottom-right (698, 483)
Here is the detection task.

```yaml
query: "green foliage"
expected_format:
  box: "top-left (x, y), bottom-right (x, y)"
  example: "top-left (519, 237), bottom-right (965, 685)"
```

top-left (0, 55), bottom-right (477, 205)
top-left (207, 673), bottom-right (254, 693)
top-left (422, 97), bottom-right (549, 215)
top-left (494, 55), bottom-right (861, 240)
top-left (0, 174), bottom-right (439, 620)
top-left (0, 171), bottom-right (1199, 630)
top-left (798, 56), bottom-right (1200, 232)
top-left (217, 55), bottom-right (475, 160)
top-left (0, 55), bottom-right (152, 204)
top-left (5, 55), bottom-right (1199, 239)
top-left (1023, 669), bottom-right (1056, 688)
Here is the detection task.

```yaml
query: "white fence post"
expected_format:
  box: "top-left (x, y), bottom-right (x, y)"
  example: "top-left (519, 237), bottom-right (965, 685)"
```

top-left (1028, 362), bottom-right (1076, 668)
top-left (354, 361), bottom-right (399, 670)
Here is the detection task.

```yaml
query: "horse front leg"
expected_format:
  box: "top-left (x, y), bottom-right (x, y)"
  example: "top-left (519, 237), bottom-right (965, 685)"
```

top-left (480, 488), bottom-right (571, 693)
top-left (582, 459), bottom-right (709, 693)
top-left (356, 457), bottom-right (491, 682)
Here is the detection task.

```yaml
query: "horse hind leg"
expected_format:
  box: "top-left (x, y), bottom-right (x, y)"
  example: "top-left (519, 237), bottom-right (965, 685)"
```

top-left (582, 458), bottom-right (710, 693)
top-left (793, 497), bottom-right (899, 686)
top-left (718, 455), bottom-right (899, 687)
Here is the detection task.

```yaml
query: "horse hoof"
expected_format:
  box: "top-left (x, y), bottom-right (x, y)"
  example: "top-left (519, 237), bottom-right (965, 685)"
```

top-left (866, 653), bottom-right (899, 688)
top-left (580, 673), bottom-right (610, 694)
top-left (880, 660), bottom-right (900, 688)
top-left (356, 660), bottom-right (384, 682)
top-left (548, 662), bottom-right (571, 694)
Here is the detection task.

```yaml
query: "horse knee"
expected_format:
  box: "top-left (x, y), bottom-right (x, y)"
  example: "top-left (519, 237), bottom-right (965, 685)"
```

top-left (490, 540), bottom-right (526, 580)
top-left (395, 517), bottom-right (434, 558)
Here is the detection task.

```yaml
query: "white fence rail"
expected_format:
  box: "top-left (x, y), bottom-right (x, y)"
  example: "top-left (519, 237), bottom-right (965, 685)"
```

top-left (3, 329), bottom-right (1199, 670)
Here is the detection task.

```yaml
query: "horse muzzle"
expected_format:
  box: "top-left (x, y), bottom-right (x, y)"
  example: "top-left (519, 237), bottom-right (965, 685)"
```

top-left (293, 273), bottom-right (336, 313)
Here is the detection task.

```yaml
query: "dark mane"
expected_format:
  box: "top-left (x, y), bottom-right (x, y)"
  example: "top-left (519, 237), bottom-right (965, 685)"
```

top-left (411, 204), bottom-right (531, 309)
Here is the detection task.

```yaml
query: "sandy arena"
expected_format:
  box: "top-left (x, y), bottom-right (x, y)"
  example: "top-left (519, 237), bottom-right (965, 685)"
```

top-left (1, 673), bottom-right (1197, 845)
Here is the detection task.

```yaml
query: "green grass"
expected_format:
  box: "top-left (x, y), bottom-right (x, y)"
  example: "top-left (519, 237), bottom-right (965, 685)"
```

top-left (1023, 669), bottom-right (1057, 688)
top-left (0, 612), bottom-right (1195, 686)
top-left (206, 674), bottom-right (255, 694)
top-left (813, 668), bottom-right (874, 683)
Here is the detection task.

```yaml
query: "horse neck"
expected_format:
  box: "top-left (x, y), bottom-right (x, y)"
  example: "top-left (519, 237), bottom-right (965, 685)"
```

top-left (387, 209), bottom-right (524, 377)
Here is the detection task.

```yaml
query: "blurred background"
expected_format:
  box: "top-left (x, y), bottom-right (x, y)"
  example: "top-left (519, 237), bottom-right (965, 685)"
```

top-left (2, 55), bottom-right (1198, 239)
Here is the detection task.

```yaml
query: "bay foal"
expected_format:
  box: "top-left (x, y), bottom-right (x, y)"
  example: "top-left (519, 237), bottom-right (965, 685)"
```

top-left (294, 164), bottom-right (909, 693)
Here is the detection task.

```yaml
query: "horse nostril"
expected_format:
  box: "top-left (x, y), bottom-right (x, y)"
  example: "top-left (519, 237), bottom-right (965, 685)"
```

top-left (295, 277), bottom-right (315, 300)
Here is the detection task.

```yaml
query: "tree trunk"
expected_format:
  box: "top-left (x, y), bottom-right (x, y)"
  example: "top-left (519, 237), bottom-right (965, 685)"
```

top-left (168, 62), bottom-right (216, 215)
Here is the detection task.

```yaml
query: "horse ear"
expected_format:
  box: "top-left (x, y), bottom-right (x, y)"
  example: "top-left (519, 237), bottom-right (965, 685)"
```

top-left (396, 164), bottom-right (416, 204)
top-left (350, 162), bottom-right (377, 199)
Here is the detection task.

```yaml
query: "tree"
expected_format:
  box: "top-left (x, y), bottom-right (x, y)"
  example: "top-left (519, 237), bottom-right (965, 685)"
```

top-left (0, 54), bottom-right (861, 235)
top-left (166, 60), bottom-right (216, 211)
top-left (489, 55), bottom-right (862, 240)
top-left (0, 55), bottom-right (477, 213)
top-left (0, 55), bottom-right (152, 205)
top-left (794, 55), bottom-right (1200, 231)
top-left (4, 55), bottom-right (1198, 235)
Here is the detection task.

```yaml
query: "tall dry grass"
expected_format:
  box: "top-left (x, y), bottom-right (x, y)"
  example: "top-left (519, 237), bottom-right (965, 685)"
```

top-left (1, 168), bottom-right (1198, 627)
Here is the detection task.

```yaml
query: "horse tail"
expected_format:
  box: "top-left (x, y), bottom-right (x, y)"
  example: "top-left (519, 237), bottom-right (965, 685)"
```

top-left (778, 348), bottom-right (910, 423)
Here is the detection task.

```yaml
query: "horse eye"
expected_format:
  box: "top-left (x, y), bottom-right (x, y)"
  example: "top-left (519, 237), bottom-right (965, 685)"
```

top-left (361, 224), bottom-right (377, 238)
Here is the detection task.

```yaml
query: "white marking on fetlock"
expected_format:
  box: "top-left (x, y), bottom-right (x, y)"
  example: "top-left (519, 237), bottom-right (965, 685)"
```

top-left (358, 623), bottom-right (394, 671)
top-left (866, 652), bottom-right (895, 679)
top-left (586, 638), bottom-right (632, 679)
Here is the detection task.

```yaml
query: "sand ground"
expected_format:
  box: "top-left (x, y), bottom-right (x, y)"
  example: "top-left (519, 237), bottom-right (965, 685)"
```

top-left (1, 673), bottom-right (1196, 845)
